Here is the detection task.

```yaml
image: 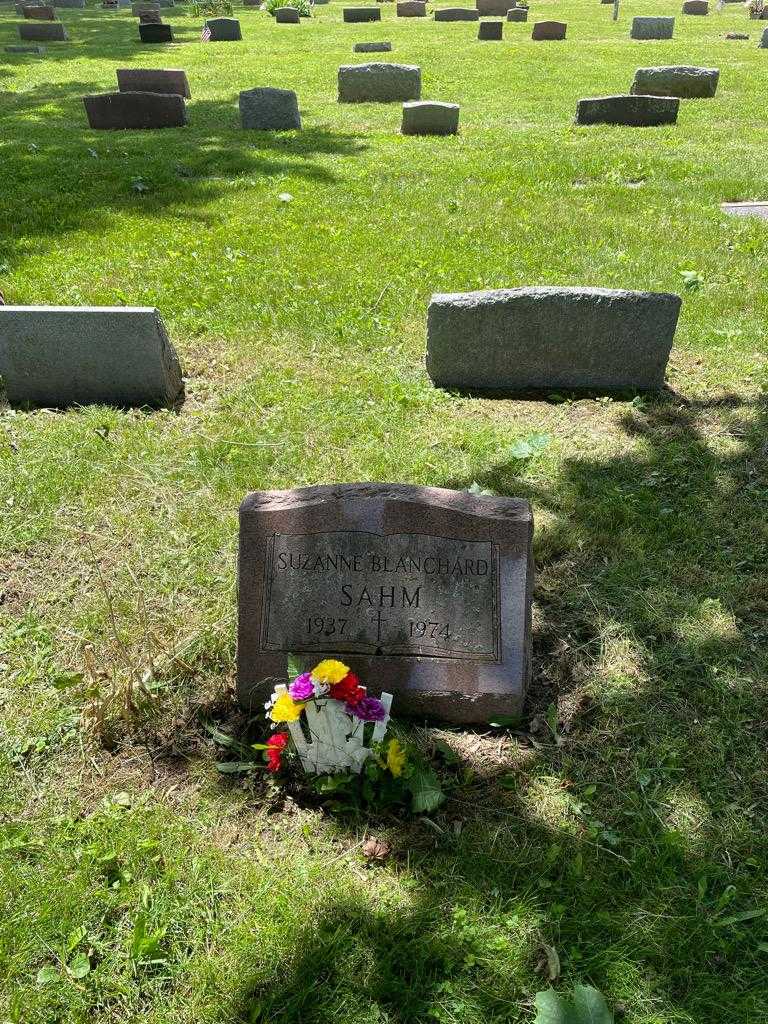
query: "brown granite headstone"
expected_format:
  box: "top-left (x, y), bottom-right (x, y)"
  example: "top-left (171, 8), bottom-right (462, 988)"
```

top-left (531, 19), bottom-right (566, 39)
top-left (23, 5), bottom-right (56, 19)
top-left (237, 483), bottom-right (533, 725)
top-left (83, 90), bottom-right (186, 128)
top-left (117, 67), bottom-right (189, 96)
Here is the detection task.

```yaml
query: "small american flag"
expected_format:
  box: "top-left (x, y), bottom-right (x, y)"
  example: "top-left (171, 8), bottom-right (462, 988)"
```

top-left (201, 24), bottom-right (211, 40)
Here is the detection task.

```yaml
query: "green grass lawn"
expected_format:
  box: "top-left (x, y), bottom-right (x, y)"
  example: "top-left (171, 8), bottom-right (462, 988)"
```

top-left (1, 0), bottom-right (768, 1021)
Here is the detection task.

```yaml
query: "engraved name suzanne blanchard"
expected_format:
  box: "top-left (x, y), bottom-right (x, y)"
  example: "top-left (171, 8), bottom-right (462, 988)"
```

top-left (274, 551), bottom-right (491, 577)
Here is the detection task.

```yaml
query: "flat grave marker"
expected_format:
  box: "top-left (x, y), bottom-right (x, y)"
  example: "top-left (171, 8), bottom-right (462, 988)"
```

top-left (721, 202), bottom-right (768, 219)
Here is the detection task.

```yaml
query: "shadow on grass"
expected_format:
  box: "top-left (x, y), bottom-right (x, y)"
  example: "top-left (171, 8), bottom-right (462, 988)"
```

top-left (217, 393), bottom-right (768, 1024)
top-left (0, 79), bottom-right (367, 269)
top-left (0, 7), bottom-right (205, 57)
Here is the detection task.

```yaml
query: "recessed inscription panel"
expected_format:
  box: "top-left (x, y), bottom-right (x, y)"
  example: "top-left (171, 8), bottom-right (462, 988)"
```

top-left (260, 531), bottom-right (500, 660)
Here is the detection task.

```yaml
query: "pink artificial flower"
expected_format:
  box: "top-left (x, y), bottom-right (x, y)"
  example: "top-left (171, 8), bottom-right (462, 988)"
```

top-left (289, 672), bottom-right (314, 701)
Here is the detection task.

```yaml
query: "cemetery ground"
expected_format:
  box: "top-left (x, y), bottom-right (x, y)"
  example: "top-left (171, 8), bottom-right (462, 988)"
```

top-left (1, 0), bottom-right (768, 1021)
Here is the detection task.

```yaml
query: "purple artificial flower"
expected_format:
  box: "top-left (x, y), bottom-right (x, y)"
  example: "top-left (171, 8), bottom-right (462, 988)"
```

top-left (289, 672), bottom-right (314, 702)
top-left (347, 696), bottom-right (386, 722)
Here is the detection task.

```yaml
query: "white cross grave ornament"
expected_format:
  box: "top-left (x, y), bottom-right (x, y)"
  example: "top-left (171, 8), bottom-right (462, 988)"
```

top-left (275, 684), bottom-right (393, 775)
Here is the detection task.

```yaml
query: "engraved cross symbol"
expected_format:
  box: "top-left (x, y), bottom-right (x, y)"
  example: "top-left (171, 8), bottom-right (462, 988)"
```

top-left (375, 609), bottom-right (387, 644)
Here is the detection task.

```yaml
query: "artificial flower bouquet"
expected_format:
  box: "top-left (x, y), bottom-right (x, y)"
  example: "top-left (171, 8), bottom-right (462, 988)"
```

top-left (260, 657), bottom-right (444, 813)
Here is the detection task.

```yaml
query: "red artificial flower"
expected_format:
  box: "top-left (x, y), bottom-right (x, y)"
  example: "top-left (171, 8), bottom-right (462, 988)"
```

top-left (329, 671), bottom-right (364, 706)
top-left (266, 731), bottom-right (289, 773)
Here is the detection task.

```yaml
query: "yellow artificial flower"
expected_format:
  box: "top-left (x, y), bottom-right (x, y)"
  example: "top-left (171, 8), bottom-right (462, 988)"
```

top-left (311, 659), bottom-right (350, 685)
top-left (269, 691), bottom-right (305, 723)
top-left (386, 738), bottom-right (407, 778)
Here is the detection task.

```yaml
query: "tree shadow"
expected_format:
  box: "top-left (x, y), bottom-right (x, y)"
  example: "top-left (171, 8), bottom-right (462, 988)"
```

top-left (212, 392), bottom-right (768, 1024)
top-left (0, 80), bottom-right (367, 270)
top-left (1, 6), bottom-right (202, 58)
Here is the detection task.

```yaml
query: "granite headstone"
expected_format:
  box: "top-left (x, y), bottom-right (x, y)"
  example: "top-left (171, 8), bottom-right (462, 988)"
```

top-left (478, 18), bottom-right (502, 37)
top-left (84, 90), bottom-right (187, 127)
top-left (117, 67), bottom-right (190, 96)
top-left (237, 483), bottom-right (534, 724)
top-left (0, 306), bottom-right (184, 408)
top-left (426, 286), bottom-right (682, 392)
top-left (434, 7), bottom-right (479, 19)
top-left (18, 20), bottom-right (67, 39)
top-left (239, 87), bottom-right (301, 129)
top-left (139, 22), bottom-right (173, 40)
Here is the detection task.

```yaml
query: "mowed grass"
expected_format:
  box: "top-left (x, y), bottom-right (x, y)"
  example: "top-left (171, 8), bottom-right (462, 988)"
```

top-left (1, 0), bottom-right (768, 1022)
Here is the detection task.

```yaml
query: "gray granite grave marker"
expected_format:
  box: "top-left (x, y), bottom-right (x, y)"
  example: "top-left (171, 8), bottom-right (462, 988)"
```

top-left (239, 87), bottom-right (301, 129)
top-left (401, 99), bottom-right (459, 134)
top-left (630, 15), bottom-right (674, 38)
top-left (631, 65), bottom-right (718, 98)
top-left (205, 16), bottom-right (242, 39)
top-left (575, 94), bottom-right (679, 125)
top-left (274, 6), bottom-right (300, 21)
top-left (397, 1), bottom-right (426, 14)
top-left (338, 62), bottom-right (421, 102)
top-left (0, 306), bottom-right (184, 409)
top-left (354, 40), bottom-right (392, 50)
top-left (18, 20), bottom-right (67, 39)
top-left (426, 286), bottom-right (682, 392)
top-left (237, 483), bottom-right (534, 725)
top-left (721, 202), bottom-right (768, 219)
